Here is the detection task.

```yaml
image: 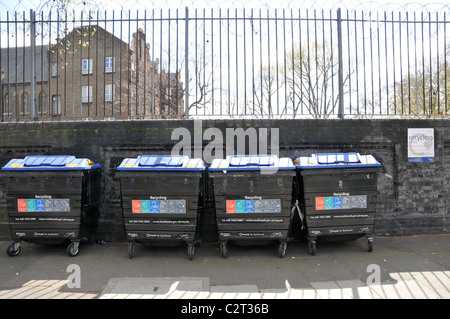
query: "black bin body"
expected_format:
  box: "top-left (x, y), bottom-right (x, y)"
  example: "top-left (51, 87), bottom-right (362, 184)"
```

top-left (117, 155), bottom-right (205, 259)
top-left (208, 155), bottom-right (296, 258)
top-left (2, 155), bottom-right (102, 257)
top-left (296, 153), bottom-right (381, 255)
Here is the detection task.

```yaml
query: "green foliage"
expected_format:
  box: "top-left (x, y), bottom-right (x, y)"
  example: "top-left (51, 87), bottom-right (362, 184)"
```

top-left (390, 55), bottom-right (450, 118)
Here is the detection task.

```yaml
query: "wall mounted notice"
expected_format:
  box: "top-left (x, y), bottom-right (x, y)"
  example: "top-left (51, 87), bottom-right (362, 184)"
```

top-left (408, 128), bottom-right (434, 163)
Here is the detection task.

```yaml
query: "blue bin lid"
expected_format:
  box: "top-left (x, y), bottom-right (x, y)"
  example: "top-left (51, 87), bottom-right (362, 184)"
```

top-left (295, 152), bottom-right (381, 169)
top-left (117, 155), bottom-right (205, 171)
top-left (209, 155), bottom-right (294, 171)
top-left (2, 155), bottom-right (101, 170)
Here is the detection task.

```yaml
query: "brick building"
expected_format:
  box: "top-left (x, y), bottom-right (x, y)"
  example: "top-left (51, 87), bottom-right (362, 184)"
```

top-left (157, 70), bottom-right (184, 118)
top-left (1, 25), bottom-right (184, 121)
top-left (0, 46), bottom-right (49, 121)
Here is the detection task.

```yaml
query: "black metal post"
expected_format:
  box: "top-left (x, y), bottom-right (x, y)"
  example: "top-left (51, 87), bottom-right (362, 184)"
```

top-left (337, 8), bottom-right (344, 119)
top-left (30, 9), bottom-right (37, 120)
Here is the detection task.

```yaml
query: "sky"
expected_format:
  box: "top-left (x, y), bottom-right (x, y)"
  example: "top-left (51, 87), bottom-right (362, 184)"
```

top-left (1, 0), bottom-right (449, 15)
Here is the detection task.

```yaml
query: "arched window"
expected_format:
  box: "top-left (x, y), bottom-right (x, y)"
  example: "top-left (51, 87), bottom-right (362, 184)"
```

top-left (7, 92), bottom-right (16, 115)
top-left (3, 92), bottom-right (17, 116)
top-left (38, 91), bottom-right (48, 113)
top-left (3, 93), bottom-right (9, 114)
top-left (22, 92), bottom-right (29, 114)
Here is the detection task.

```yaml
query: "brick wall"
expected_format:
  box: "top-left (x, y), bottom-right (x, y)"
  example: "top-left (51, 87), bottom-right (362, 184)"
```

top-left (0, 119), bottom-right (448, 241)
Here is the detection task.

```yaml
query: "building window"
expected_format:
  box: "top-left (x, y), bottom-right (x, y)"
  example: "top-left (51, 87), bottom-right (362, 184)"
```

top-left (82, 85), bottom-right (93, 103)
top-left (3, 93), bottom-right (10, 114)
top-left (166, 88), bottom-right (173, 99)
top-left (105, 57), bottom-right (115, 73)
top-left (52, 95), bottom-right (61, 116)
top-left (105, 84), bottom-right (115, 102)
top-left (4, 92), bottom-right (16, 115)
top-left (82, 59), bottom-right (93, 75)
top-left (38, 91), bottom-right (48, 113)
top-left (22, 93), bottom-right (29, 114)
top-left (51, 62), bottom-right (59, 77)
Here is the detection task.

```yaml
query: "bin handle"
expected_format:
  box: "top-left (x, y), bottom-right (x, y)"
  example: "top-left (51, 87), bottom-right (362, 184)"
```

top-left (291, 200), bottom-right (304, 230)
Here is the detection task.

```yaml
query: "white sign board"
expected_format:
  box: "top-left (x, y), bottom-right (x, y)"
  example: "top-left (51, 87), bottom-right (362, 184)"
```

top-left (408, 128), bottom-right (434, 162)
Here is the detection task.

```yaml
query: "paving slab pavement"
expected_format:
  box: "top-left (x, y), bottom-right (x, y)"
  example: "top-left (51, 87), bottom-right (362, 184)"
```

top-left (0, 234), bottom-right (449, 301)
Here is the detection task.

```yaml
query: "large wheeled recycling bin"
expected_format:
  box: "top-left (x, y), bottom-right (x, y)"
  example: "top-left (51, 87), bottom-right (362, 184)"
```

top-left (116, 155), bottom-right (205, 260)
top-left (208, 155), bottom-right (296, 258)
top-left (295, 152), bottom-right (381, 255)
top-left (2, 155), bottom-right (102, 257)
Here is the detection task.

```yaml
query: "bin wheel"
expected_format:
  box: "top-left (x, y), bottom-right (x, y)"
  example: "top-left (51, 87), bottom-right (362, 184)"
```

top-left (187, 244), bottom-right (195, 260)
top-left (278, 242), bottom-right (287, 258)
top-left (220, 242), bottom-right (228, 259)
top-left (128, 243), bottom-right (135, 259)
top-left (7, 242), bottom-right (21, 257)
top-left (366, 237), bottom-right (374, 252)
top-left (67, 242), bottom-right (79, 257)
top-left (308, 241), bottom-right (316, 256)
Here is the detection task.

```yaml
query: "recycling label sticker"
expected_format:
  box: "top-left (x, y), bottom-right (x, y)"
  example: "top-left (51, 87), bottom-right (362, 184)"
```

top-left (17, 198), bottom-right (70, 212)
top-left (316, 195), bottom-right (367, 210)
top-left (132, 199), bottom-right (186, 214)
top-left (226, 199), bottom-right (281, 214)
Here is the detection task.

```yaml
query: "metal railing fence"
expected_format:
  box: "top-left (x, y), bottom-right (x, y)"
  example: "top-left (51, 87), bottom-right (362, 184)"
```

top-left (0, 8), bottom-right (448, 121)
